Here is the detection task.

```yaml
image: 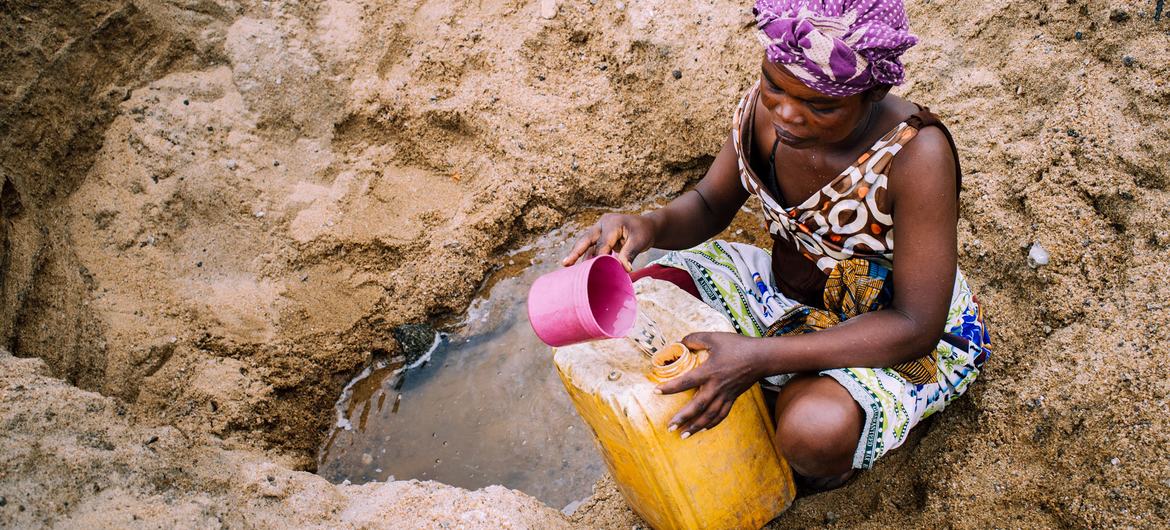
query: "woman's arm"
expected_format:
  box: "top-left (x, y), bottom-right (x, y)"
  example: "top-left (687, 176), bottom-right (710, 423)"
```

top-left (563, 132), bottom-right (750, 265)
top-left (657, 127), bottom-right (959, 435)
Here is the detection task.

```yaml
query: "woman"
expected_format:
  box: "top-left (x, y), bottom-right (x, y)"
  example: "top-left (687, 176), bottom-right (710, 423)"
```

top-left (562, 0), bottom-right (990, 491)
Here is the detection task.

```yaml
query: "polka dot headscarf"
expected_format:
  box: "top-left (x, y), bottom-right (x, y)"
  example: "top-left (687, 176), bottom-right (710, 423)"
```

top-left (754, 0), bottom-right (918, 97)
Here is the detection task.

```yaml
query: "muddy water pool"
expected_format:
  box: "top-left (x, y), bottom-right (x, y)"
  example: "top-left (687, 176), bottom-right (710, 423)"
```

top-left (317, 226), bottom-right (665, 509)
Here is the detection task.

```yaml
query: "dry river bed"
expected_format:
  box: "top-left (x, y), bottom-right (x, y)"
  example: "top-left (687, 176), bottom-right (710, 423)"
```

top-left (2, 0), bottom-right (1169, 527)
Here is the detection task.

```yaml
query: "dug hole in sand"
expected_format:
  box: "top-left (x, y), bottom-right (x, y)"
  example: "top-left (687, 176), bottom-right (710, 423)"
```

top-left (1, 0), bottom-right (1169, 528)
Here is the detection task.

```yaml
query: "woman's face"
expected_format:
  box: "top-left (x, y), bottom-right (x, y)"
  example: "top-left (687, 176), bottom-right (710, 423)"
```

top-left (758, 59), bottom-right (879, 149)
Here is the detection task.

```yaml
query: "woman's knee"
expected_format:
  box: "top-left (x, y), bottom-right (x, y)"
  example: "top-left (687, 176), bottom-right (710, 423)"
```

top-left (774, 377), bottom-right (864, 477)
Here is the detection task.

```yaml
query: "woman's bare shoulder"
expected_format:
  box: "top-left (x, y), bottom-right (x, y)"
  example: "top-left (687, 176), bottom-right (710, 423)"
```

top-left (883, 94), bottom-right (926, 125)
top-left (888, 124), bottom-right (958, 210)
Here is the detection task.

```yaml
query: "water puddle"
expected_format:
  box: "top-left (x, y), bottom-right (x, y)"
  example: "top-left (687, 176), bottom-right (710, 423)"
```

top-left (317, 225), bottom-right (665, 509)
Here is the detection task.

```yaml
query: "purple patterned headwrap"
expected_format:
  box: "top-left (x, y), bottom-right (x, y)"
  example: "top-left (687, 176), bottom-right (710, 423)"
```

top-left (754, 0), bottom-right (917, 97)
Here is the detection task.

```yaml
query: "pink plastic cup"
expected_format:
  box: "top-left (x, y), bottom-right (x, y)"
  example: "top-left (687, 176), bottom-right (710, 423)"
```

top-left (527, 254), bottom-right (637, 347)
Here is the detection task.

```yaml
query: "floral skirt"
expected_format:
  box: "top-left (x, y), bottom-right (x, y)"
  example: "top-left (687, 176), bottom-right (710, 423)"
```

top-left (651, 240), bottom-right (990, 469)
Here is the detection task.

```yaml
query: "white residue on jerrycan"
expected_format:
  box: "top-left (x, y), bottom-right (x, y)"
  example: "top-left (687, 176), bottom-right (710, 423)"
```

top-left (553, 278), bottom-right (797, 530)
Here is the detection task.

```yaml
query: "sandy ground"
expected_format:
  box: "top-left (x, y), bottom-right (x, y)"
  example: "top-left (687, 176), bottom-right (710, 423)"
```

top-left (1, 0), bottom-right (1168, 528)
top-left (0, 350), bottom-right (571, 528)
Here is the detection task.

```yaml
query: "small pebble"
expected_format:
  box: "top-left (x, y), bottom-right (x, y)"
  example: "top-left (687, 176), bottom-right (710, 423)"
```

top-left (1066, 128), bottom-right (1080, 138)
top-left (182, 99), bottom-right (189, 106)
top-left (0, 496), bottom-right (6, 506)
top-left (824, 511), bottom-right (839, 524)
top-left (1122, 55), bottom-right (1135, 67)
top-left (672, 69), bottom-right (682, 80)
top-left (273, 160), bottom-right (280, 167)
top-left (1110, 457), bottom-right (1120, 466)
top-left (255, 211), bottom-right (266, 218)
top-left (196, 261), bottom-right (203, 268)
top-left (615, 1), bottom-right (624, 10)
top-left (300, 274), bottom-right (309, 282)
top-left (1109, 9), bottom-right (1129, 22)
top-left (225, 159), bottom-right (238, 170)
top-left (1074, 31), bottom-right (1083, 40)
top-left (540, 0), bottom-right (557, 19)
top-left (1027, 243), bottom-right (1050, 268)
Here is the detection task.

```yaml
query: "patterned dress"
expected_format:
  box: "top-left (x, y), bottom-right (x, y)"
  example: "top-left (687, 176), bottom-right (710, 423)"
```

top-left (652, 82), bottom-right (991, 469)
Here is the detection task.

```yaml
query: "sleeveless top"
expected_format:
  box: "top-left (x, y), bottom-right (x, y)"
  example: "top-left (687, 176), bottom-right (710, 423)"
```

top-left (731, 81), bottom-right (962, 306)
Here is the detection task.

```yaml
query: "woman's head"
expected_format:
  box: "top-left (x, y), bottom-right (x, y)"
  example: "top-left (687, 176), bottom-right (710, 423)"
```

top-left (753, 0), bottom-right (916, 147)
top-left (759, 58), bottom-right (889, 148)
top-left (754, 0), bottom-right (917, 97)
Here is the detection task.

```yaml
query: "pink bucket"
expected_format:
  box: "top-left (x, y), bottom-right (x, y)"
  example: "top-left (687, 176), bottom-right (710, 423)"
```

top-left (527, 255), bottom-right (637, 347)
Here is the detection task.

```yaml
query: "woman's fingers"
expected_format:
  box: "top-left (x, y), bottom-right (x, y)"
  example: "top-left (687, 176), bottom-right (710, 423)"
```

top-left (563, 226), bottom-right (600, 266)
top-left (680, 395), bottom-right (735, 436)
top-left (679, 394), bottom-right (721, 434)
top-left (565, 214), bottom-right (656, 268)
top-left (573, 219), bottom-right (622, 263)
top-left (680, 332), bottom-right (712, 353)
top-left (615, 231), bottom-right (647, 269)
top-left (592, 218), bottom-right (625, 258)
top-left (711, 399), bottom-right (734, 431)
top-left (655, 367), bottom-right (704, 395)
top-left (615, 217), bottom-right (649, 266)
top-left (667, 387), bottom-right (714, 435)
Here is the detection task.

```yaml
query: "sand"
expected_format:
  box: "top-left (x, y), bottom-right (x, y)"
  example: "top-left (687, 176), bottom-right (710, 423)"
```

top-left (1, 0), bottom-right (1167, 527)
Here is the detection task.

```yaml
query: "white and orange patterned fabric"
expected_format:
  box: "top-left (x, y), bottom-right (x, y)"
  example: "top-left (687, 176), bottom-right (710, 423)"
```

top-left (731, 81), bottom-right (957, 274)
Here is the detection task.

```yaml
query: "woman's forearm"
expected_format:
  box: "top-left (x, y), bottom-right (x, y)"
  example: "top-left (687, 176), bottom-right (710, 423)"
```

top-left (747, 308), bottom-right (943, 376)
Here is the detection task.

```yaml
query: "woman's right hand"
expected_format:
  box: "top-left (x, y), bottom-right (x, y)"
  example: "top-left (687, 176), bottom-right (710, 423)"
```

top-left (562, 213), bottom-right (657, 268)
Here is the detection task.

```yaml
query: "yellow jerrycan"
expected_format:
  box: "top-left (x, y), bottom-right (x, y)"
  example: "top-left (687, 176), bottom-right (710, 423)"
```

top-left (553, 278), bottom-right (796, 530)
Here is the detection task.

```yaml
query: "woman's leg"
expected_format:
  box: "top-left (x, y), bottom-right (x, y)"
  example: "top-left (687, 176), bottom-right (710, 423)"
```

top-left (773, 374), bottom-right (864, 483)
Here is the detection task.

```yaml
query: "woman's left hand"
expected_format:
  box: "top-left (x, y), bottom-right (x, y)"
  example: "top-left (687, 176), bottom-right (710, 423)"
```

top-left (655, 331), bottom-right (765, 438)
